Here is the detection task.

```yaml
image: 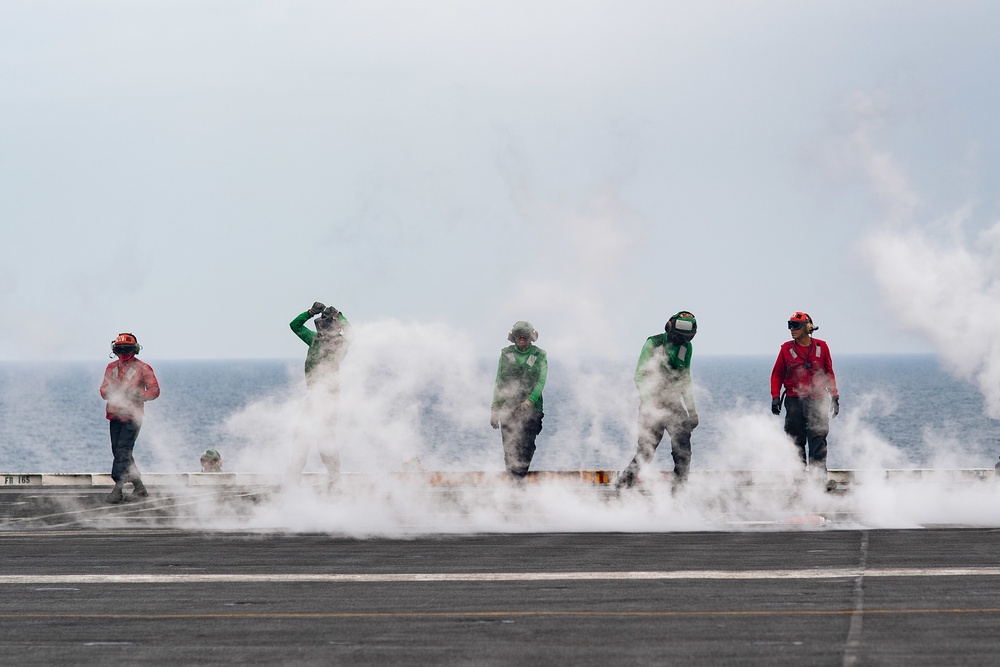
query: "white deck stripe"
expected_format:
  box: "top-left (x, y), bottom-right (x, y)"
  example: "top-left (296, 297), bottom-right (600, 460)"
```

top-left (2, 567), bottom-right (1000, 585)
top-left (841, 531), bottom-right (869, 667)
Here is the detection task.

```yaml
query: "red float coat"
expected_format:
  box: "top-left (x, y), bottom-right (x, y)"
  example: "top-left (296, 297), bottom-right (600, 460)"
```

top-left (770, 337), bottom-right (838, 400)
top-left (100, 355), bottom-right (160, 422)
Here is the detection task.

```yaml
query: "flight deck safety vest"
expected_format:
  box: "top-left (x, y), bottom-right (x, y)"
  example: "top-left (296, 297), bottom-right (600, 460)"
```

top-left (492, 344), bottom-right (547, 413)
top-left (100, 357), bottom-right (160, 422)
top-left (634, 334), bottom-right (695, 409)
top-left (771, 338), bottom-right (838, 399)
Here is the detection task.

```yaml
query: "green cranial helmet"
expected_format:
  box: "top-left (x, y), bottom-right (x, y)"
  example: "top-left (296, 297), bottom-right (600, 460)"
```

top-left (666, 311), bottom-right (697, 343)
top-left (507, 321), bottom-right (538, 343)
top-left (200, 449), bottom-right (222, 471)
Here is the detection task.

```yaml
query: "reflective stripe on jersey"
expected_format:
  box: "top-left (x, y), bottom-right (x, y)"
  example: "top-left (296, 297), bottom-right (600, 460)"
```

top-left (111, 366), bottom-right (139, 380)
top-left (789, 344), bottom-right (823, 360)
top-left (506, 352), bottom-right (538, 367)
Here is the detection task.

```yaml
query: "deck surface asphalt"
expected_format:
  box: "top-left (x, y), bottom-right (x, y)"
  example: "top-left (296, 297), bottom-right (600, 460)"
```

top-left (1, 487), bottom-right (1000, 665)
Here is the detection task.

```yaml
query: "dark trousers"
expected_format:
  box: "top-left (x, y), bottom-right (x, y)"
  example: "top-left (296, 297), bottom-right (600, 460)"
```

top-left (783, 396), bottom-right (829, 469)
top-left (109, 418), bottom-right (142, 483)
top-left (620, 401), bottom-right (693, 488)
top-left (500, 409), bottom-right (543, 478)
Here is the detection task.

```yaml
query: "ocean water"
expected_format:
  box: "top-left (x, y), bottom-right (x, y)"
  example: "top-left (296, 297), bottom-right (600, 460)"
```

top-left (1, 354), bottom-right (998, 475)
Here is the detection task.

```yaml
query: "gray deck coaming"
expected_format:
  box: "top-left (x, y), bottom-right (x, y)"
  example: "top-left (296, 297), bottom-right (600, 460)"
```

top-left (2, 468), bottom-right (997, 488)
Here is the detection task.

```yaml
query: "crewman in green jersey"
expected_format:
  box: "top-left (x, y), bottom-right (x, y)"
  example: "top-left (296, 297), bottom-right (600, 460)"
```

top-left (288, 301), bottom-right (353, 481)
top-left (490, 321), bottom-right (547, 478)
top-left (617, 311), bottom-right (699, 490)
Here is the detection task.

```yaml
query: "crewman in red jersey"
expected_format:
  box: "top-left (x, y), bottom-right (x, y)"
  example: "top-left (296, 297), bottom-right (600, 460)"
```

top-left (770, 312), bottom-right (839, 476)
top-left (100, 333), bottom-right (160, 503)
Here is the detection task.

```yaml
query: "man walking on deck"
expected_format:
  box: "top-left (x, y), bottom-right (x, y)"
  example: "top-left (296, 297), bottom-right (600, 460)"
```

top-left (770, 311), bottom-right (839, 478)
top-left (491, 321), bottom-right (547, 479)
top-left (617, 311), bottom-right (699, 490)
top-left (100, 332), bottom-right (159, 504)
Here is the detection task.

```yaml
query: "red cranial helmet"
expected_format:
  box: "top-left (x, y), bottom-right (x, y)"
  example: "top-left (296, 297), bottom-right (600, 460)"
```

top-left (787, 312), bottom-right (815, 332)
top-left (113, 333), bottom-right (137, 347)
top-left (111, 332), bottom-right (140, 355)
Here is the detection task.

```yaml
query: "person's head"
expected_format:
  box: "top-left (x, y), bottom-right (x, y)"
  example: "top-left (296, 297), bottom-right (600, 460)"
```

top-left (111, 332), bottom-right (140, 359)
top-left (666, 311), bottom-right (697, 346)
top-left (315, 306), bottom-right (342, 335)
top-left (788, 311), bottom-right (816, 342)
top-left (507, 321), bottom-right (538, 351)
top-left (200, 449), bottom-right (222, 472)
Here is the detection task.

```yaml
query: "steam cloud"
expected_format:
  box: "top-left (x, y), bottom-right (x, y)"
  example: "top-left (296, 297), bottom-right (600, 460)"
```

top-left (12, 86), bottom-right (1000, 533)
top-left (193, 313), bottom-right (1000, 535)
top-left (843, 90), bottom-right (1000, 421)
top-left (197, 88), bottom-right (1000, 535)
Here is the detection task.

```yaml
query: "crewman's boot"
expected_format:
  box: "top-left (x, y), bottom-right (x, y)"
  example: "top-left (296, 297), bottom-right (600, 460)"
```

top-left (615, 467), bottom-right (637, 494)
top-left (106, 482), bottom-right (125, 504)
top-left (129, 479), bottom-right (149, 500)
top-left (670, 470), bottom-right (688, 496)
top-left (507, 469), bottom-right (529, 485)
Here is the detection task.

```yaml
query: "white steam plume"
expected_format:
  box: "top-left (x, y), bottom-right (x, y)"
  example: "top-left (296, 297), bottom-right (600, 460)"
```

top-left (846, 91), bottom-right (1000, 418)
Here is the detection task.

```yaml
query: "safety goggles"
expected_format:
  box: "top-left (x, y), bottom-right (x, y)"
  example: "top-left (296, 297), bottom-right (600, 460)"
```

top-left (788, 321), bottom-right (806, 330)
top-left (512, 330), bottom-right (532, 340)
top-left (670, 317), bottom-right (696, 341)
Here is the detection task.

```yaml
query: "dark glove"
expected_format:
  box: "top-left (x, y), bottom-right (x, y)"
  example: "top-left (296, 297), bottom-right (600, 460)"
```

top-left (831, 395), bottom-right (840, 418)
top-left (308, 301), bottom-right (325, 316)
top-left (771, 397), bottom-right (782, 415)
top-left (685, 412), bottom-right (699, 430)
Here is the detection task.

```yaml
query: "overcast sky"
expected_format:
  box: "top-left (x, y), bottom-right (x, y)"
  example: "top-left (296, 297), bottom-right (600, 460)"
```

top-left (3, 1), bottom-right (1000, 362)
